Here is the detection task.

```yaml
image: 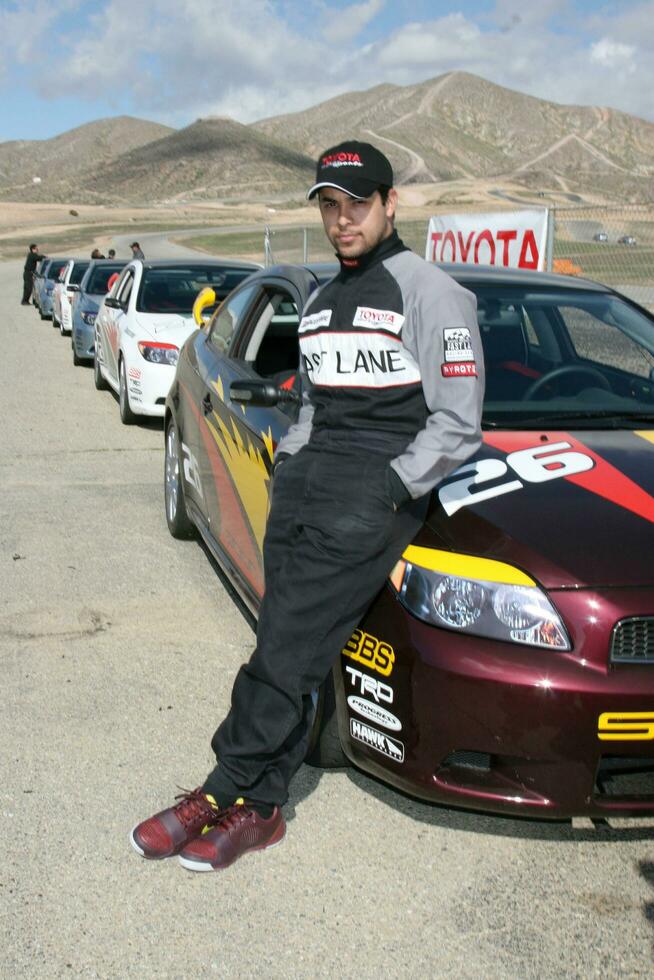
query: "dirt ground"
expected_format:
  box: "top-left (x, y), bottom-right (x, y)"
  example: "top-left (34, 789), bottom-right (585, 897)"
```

top-left (0, 178), bottom-right (610, 260)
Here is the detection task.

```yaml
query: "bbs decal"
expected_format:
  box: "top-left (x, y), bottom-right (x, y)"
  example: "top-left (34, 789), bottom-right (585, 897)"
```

top-left (342, 628), bottom-right (395, 677)
top-left (439, 442), bottom-right (594, 517)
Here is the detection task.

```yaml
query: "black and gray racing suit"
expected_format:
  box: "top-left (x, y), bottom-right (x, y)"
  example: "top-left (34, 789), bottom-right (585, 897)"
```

top-left (204, 230), bottom-right (485, 808)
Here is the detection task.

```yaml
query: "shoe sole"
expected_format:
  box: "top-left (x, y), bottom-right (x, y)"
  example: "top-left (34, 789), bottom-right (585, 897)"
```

top-left (178, 824), bottom-right (286, 872)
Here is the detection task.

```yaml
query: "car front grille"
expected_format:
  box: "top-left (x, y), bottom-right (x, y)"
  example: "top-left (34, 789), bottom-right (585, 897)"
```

top-left (610, 617), bottom-right (654, 664)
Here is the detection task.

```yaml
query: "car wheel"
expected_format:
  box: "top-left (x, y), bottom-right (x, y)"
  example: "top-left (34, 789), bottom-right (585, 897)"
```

top-left (72, 345), bottom-right (82, 367)
top-left (164, 418), bottom-right (196, 539)
top-left (59, 317), bottom-right (66, 336)
top-left (93, 340), bottom-right (108, 390)
top-left (304, 672), bottom-right (348, 769)
top-left (52, 314), bottom-right (60, 330)
top-left (119, 358), bottom-right (137, 425)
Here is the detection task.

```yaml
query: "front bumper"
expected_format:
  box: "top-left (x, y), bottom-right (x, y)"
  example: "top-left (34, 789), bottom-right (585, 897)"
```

top-left (336, 585), bottom-right (654, 819)
top-left (72, 318), bottom-right (95, 360)
top-left (124, 357), bottom-right (176, 418)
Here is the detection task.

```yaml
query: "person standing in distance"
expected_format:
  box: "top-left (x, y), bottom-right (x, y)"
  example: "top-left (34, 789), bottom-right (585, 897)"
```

top-left (130, 242), bottom-right (145, 260)
top-left (22, 243), bottom-right (45, 305)
top-left (131, 141), bottom-right (485, 872)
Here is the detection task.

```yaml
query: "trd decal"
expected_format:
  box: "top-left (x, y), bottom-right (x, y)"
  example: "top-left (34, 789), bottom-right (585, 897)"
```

top-left (345, 666), bottom-right (393, 704)
top-left (342, 628), bottom-right (395, 677)
top-left (440, 431), bottom-right (654, 525)
top-left (598, 712), bottom-right (654, 741)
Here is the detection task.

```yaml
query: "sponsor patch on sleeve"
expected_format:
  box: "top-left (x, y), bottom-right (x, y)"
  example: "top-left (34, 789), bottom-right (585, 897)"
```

top-left (441, 361), bottom-right (477, 377)
top-left (443, 326), bottom-right (474, 362)
top-left (299, 309), bottom-right (332, 333)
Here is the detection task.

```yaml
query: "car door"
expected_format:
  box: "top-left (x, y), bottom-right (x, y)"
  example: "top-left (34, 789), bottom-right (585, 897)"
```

top-left (186, 280), bottom-right (267, 597)
top-left (203, 274), bottom-right (314, 602)
top-left (104, 267), bottom-right (136, 386)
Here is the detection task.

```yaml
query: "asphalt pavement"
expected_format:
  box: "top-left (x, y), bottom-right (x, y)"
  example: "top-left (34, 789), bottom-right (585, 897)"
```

top-left (2, 257), bottom-right (654, 979)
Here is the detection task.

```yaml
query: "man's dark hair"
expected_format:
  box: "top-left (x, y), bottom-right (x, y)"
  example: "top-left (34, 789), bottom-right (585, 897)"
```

top-left (378, 185), bottom-right (391, 205)
top-left (29, 243), bottom-right (38, 251)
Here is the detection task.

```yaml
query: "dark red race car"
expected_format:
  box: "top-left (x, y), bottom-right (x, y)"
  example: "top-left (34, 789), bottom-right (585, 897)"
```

top-left (164, 262), bottom-right (654, 820)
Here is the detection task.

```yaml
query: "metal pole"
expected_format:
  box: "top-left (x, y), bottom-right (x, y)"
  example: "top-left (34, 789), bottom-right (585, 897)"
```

top-left (546, 208), bottom-right (555, 272)
top-left (303, 227), bottom-right (309, 264)
top-left (264, 225), bottom-right (272, 268)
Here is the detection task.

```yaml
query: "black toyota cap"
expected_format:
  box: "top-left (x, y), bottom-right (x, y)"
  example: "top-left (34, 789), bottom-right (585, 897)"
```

top-left (307, 140), bottom-right (394, 200)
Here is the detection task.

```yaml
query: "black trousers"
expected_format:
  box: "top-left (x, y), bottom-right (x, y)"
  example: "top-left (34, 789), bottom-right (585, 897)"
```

top-left (22, 272), bottom-right (33, 304)
top-left (203, 431), bottom-right (427, 807)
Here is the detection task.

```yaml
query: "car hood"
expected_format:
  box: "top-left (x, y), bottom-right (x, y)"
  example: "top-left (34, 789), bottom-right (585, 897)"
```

top-left (425, 429), bottom-right (654, 589)
top-left (134, 313), bottom-right (196, 341)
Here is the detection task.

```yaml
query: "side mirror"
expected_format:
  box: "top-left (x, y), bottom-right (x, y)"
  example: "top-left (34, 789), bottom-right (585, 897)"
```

top-left (68, 284), bottom-right (80, 292)
top-left (193, 286), bottom-right (216, 327)
top-left (230, 379), bottom-right (299, 407)
top-left (105, 296), bottom-right (121, 310)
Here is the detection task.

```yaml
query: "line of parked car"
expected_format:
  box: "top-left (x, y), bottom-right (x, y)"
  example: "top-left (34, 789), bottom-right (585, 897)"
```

top-left (29, 248), bottom-right (654, 822)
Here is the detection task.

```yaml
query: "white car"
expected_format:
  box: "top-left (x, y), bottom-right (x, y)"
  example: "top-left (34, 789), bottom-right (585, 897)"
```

top-left (93, 259), bottom-right (259, 423)
top-left (52, 259), bottom-right (90, 335)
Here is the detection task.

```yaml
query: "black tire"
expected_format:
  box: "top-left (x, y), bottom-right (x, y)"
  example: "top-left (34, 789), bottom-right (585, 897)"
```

top-left (119, 357), bottom-right (137, 425)
top-left (93, 341), bottom-right (108, 390)
top-left (305, 671), bottom-right (348, 768)
top-left (72, 345), bottom-right (82, 366)
top-left (164, 418), bottom-right (196, 539)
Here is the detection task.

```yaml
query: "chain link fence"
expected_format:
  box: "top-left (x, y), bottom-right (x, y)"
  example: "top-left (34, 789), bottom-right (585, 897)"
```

top-left (262, 204), bottom-right (654, 310)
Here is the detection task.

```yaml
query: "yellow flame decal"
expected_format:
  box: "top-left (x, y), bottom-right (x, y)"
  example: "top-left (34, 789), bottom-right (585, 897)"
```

top-left (205, 412), bottom-right (271, 553)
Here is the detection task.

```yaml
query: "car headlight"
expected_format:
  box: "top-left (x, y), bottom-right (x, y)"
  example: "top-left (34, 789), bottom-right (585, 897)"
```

top-left (137, 341), bottom-right (179, 365)
top-left (390, 545), bottom-right (570, 650)
top-left (80, 311), bottom-right (97, 325)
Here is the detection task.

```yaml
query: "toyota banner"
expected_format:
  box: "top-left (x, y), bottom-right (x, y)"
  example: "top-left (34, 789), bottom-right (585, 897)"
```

top-left (425, 208), bottom-right (550, 270)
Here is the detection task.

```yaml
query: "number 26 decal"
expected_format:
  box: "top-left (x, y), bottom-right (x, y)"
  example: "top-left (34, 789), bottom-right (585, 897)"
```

top-left (439, 442), bottom-right (594, 517)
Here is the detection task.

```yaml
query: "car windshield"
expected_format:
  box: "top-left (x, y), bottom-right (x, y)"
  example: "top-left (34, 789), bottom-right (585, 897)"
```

top-left (463, 285), bottom-right (654, 428)
top-left (69, 262), bottom-right (90, 285)
top-left (85, 263), bottom-right (125, 294)
top-left (136, 266), bottom-right (255, 315)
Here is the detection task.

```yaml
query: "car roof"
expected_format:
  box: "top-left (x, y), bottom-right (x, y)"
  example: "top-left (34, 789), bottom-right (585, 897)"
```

top-left (138, 258), bottom-right (261, 270)
top-left (254, 260), bottom-right (613, 294)
top-left (438, 263), bottom-right (611, 292)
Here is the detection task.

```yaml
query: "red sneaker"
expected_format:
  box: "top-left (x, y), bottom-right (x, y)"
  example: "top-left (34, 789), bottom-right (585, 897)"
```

top-left (178, 801), bottom-right (285, 871)
top-left (130, 788), bottom-right (222, 859)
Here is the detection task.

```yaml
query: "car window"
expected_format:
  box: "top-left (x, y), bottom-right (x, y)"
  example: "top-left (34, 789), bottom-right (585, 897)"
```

top-left (137, 266), bottom-right (255, 316)
top-left (208, 283), bottom-right (260, 353)
top-left (86, 264), bottom-right (125, 294)
top-left (70, 262), bottom-right (90, 286)
top-left (48, 260), bottom-right (67, 280)
top-left (243, 288), bottom-right (300, 382)
top-left (467, 285), bottom-right (654, 426)
top-left (117, 271), bottom-right (134, 306)
top-left (560, 305), bottom-right (652, 379)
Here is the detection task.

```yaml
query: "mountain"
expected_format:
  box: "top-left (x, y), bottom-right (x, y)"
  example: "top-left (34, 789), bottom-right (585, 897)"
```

top-left (253, 71), bottom-right (654, 201)
top-left (75, 117), bottom-right (315, 204)
top-left (0, 116), bottom-right (174, 200)
top-left (2, 73), bottom-right (653, 203)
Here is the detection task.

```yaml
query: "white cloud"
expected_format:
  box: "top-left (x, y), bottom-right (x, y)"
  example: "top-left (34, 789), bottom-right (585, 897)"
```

top-left (1, 0), bottom-right (654, 131)
top-left (590, 37), bottom-right (636, 69)
top-left (322, 0), bottom-right (385, 44)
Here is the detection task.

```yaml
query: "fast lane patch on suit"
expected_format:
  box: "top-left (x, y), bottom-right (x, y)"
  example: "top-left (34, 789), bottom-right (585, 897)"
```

top-left (443, 327), bottom-right (474, 362)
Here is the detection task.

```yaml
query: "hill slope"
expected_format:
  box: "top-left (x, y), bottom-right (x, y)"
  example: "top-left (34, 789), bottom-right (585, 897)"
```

top-left (0, 116), bottom-right (174, 201)
top-left (253, 72), bottom-right (654, 201)
top-left (76, 117), bottom-right (315, 204)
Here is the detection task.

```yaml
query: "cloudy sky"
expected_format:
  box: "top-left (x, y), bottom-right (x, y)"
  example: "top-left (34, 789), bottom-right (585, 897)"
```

top-left (0, 0), bottom-right (651, 141)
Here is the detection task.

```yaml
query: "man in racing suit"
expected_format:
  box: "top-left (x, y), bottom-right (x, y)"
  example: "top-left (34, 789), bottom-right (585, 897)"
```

top-left (131, 141), bottom-right (485, 871)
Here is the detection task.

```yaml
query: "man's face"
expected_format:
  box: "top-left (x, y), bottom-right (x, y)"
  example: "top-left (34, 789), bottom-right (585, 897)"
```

top-left (318, 187), bottom-right (397, 259)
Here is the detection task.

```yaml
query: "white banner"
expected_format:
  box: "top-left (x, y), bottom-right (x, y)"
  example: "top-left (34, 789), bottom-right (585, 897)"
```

top-left (425, 209), bottom-right (549, 270)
